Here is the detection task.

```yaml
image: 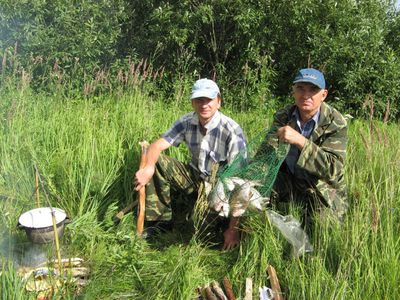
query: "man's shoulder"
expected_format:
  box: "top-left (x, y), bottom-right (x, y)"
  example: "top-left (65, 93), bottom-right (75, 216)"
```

top-left (178, 112), bottom-right (196, 122)
top-left (219, 112), bottom-right (243, 130)
top-left (274, 104), bottom-right (296, 123)
top-left (164, 112), bottom-right (195, 136)
top-left (320, 102), bottom-right (347, 129)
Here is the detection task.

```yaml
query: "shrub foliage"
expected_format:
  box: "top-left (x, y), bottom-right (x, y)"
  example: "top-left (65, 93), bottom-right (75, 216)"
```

top-left (0, 0), bottom-right (399, 118)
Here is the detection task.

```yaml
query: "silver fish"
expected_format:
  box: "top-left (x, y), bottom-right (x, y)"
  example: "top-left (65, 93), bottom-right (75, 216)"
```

top-left (248, 187), bottom-right (269, 211)
top-left (230, 179), bottom-right (265, 217)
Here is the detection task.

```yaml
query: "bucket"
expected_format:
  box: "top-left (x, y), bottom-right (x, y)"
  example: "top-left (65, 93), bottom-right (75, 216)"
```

top-left (18, 207), bottom-right (70, 244)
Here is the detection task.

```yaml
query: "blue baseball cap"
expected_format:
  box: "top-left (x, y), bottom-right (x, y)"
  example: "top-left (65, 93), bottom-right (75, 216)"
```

top-left (293, 68), bottom-right (326, 89)
top-left (191, 78), bottom-right (220, 100)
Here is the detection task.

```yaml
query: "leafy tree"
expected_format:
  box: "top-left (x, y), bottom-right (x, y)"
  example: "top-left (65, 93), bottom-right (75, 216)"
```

top-left (0, 0), bottom-right (127, 70)
top-left (1, 0), bottom-right (399, 118)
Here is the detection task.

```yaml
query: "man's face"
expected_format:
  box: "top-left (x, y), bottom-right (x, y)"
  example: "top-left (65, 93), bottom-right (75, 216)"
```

top-left (191, 96), bottom-right (221, 125)
top-left (292, 82), bottom-right (328, 117)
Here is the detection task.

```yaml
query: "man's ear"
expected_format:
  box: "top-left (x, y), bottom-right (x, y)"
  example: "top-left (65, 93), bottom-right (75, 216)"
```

top-left (321, 89), bottom-right (328, 101)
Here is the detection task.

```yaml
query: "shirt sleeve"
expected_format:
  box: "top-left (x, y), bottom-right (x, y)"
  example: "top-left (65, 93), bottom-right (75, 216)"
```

top-left (161, 116), bottom-right (187, 147)
top-left (226, 125), bottom-right (247, 163)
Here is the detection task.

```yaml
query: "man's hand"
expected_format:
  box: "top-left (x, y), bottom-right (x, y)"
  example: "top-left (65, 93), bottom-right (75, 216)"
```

top-left (277, 125), bottom-right (306, 149)
top-left (222, 227), bottom-right (240, 250)
top-left (134, 165), bottom-right (155, 191)
top-left (222, 217), bottom-right (240, 250)
top-left (133, 138), bottom-right (172, 191)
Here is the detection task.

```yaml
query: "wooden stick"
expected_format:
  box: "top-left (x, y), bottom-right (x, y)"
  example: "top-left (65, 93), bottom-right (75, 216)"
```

top-left (223, 277), bottom-right (236, 300)
top-left (244, 277), bottom-right (252, 300)
top-left (203, 285), bottom-right (218, 300)
top-left (136, 141), bottom-right (149, 235)
top-left (51, 210), bottom-right (63, 275)
top-left (211, 281), bottom-right (228, 300)
top-left (35, 165), bottom-right (63, 275)
top-left (35, 169), bottom-right (40, 207)
top-left (113, 199), bottom-right (138, 223)
top-left (267, 265), bottom-right (284, 300)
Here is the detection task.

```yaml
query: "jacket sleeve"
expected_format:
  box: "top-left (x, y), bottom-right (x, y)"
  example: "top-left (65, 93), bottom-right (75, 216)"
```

top-left (297, 123), bottom-right (348, 184)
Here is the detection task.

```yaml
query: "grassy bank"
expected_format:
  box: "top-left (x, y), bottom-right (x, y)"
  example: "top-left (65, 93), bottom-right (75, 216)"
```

top-left (0, 87), bottom-right (399, 299)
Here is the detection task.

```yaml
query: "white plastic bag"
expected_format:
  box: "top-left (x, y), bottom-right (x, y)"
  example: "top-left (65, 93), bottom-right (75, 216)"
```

top-left (266, 210), bottom-right (313, 257)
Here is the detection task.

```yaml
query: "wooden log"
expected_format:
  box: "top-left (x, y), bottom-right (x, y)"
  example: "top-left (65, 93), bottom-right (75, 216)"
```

top-left (222, 277), bottom-right (236, 300)
top-left (203, 285), bottom-right (218, 300)
top-left (211, 281), bottom-right (227, 300)
top-left (244, 277), bottom-right (252, 300)
top-left (267, 265), bottom-right (284, 300)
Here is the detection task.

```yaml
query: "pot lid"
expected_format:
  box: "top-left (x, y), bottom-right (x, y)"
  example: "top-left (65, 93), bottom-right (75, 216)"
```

top-left (18, 207), bottom-right (67, 229)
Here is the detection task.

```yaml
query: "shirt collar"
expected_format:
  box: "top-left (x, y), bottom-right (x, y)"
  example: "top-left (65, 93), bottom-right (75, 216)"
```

top-left (292, 107), bottom-right (320, 127)
top-left (191, 111), bottom-right (221, 131)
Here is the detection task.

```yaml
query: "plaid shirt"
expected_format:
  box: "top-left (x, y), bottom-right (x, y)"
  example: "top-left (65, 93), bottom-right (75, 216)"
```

top-left (162, 111), bottom-right (247, 177)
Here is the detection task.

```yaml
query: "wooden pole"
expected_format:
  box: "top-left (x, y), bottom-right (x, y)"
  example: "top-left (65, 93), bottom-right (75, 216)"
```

top-left (35, 169), bottom-right (40, 207)
top-left (35, 165), bottom-right (63, 275)
top-left (136, 141), bottom-right (149, 235)
top-left (223, 277), bottom-right (236, 300)
top-left (267, 265), bottom-right (284, 300)
top-left (51, 210), bottom-right (63, 275)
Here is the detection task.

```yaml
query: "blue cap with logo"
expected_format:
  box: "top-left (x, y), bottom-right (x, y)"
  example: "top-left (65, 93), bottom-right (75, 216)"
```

top-left (191, 78), bottom-right (220, 100)
top-left (293, 68), bottom-right (326, 89)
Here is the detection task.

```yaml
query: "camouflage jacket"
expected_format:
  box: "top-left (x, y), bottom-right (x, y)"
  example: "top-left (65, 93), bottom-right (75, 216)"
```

top-left (273, 102), bottom-right (348, 218)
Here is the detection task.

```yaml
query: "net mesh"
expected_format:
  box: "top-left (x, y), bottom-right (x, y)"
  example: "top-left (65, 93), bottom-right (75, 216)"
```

top-left (220, 126), bottom-right (289, 198)
top-left (193, 128), bottom-right (312, 254)
top-left (206, 126), bottom-right (290, 217)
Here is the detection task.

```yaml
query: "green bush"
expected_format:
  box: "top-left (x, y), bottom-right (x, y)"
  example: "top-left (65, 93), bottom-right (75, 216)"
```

top-left (0, 0), bottom-right (127, 71)
top-left (1, 0), bottom-right (399, 118)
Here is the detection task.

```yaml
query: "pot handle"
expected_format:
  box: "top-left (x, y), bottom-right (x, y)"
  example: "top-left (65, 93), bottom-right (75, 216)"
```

top-left (17, 222), bottom-right (24, 229)
top-left (63, 216), bottom-right (71, 225)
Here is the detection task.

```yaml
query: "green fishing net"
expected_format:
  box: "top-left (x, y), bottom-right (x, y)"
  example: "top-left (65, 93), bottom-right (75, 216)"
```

top-left (194, 126), bottom-right (290, 224)
top-left (218, 126), bottom-right (290, 200)
top-left (193, 127), bottom-right (314, 255)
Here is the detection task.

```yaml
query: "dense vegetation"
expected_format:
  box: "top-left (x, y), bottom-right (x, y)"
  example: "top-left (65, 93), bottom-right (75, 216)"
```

top-left (1, 0), bottom-right (400, 117)
top-left (1, 0), bottom-right (400, 299)
top-left (0, 82), bottom-right (399, 299)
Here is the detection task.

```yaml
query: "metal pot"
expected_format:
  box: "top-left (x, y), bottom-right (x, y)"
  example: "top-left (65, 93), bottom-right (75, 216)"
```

top-left (18, 207), bottom-right (70, 244)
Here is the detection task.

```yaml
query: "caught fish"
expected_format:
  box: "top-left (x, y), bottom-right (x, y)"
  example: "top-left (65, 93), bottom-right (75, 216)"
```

top-left (208, 178), bottom-right (235, 214)
top-left (248, 187), bottom-right (269, 211)
top-left (208, 177), bottom-right (266, 217)
top-left (208, 179), bottom-right (228, 212)
top-left (230, 179), bottom-right (265, 217)
top-left (230, 187), bottom-right (250, 217)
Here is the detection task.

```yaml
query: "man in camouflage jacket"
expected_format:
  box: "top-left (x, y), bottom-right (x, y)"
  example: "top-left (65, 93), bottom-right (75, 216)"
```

top-left (269, 68), bottom-right (348, 223)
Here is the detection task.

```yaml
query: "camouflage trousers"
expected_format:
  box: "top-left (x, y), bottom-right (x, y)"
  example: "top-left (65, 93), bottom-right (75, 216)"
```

top-left (145, 155), bottom-right (203, 222)
top-left (271, 164), bottom-right (339, 230)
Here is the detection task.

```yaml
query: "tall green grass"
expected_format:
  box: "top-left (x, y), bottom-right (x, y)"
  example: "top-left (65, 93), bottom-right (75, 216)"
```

top-left (0, 85), bottom-right (399, 299)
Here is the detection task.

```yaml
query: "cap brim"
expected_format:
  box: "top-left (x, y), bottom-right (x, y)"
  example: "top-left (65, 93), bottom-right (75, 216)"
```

top-left (191, 90), bottom-right (219, 100)
top-left (293, 79), bottom-right (324, 89)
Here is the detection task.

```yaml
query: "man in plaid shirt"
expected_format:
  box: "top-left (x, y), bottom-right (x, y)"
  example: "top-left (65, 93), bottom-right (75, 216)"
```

top-left (135, 78), bottom-right (247, 249)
